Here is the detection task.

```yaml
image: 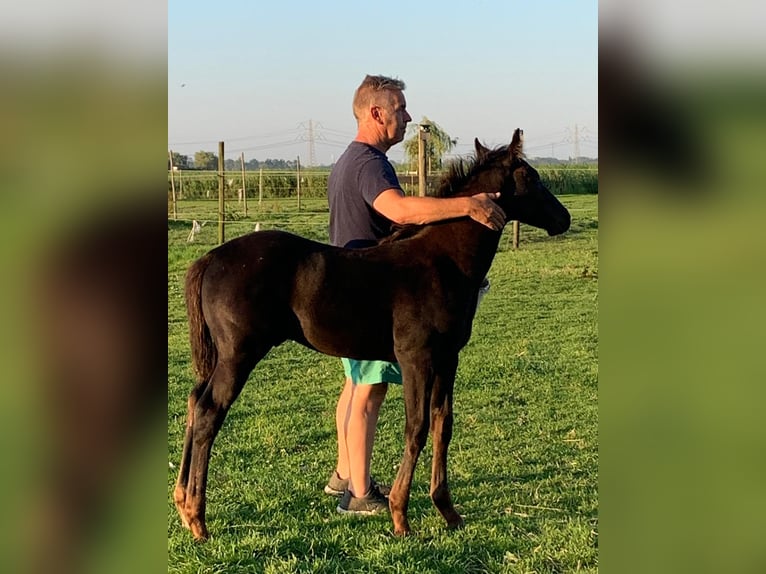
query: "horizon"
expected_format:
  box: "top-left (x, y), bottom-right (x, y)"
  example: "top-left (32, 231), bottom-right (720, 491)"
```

top-left (169, 1), bottom-right (598, 165)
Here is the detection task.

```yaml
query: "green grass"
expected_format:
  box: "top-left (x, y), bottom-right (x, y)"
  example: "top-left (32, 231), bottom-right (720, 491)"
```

top-left (168, 194), bottom-right (598, 573)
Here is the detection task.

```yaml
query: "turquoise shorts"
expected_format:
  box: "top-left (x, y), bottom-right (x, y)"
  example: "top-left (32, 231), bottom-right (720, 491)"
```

top-left (342, 358), bottom-right (402, 385)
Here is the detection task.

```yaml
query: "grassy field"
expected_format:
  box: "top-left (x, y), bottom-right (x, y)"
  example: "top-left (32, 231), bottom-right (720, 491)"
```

top-left (168, 194), bottom-right (598, 573)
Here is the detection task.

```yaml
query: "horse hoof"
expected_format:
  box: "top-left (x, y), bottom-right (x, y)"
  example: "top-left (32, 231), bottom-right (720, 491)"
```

top-left (189, 520), bottom-right (210, 542)
top-left (447, 516), bottom-right (465, 530)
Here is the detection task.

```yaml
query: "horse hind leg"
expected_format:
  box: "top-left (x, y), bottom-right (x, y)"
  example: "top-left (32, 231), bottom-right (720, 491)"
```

top-left (174, 378), bottom-right (208, 530)
top-left (178, 346), bottom-right (267, 540)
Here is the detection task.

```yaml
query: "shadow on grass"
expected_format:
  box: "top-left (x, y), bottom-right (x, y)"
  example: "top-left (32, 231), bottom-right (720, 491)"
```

top-left (206, 507), bottom-right (529, 574)
top-left (189, 459), bottom-right (596, 573)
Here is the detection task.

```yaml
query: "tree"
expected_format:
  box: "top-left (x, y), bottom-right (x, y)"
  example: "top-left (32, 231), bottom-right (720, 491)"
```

top-left (403, 117), bottom-right (457, 172)
top-left (169, 151), bottom-right (189, 170)
top-left (194, 151), bottom-right (218, 170)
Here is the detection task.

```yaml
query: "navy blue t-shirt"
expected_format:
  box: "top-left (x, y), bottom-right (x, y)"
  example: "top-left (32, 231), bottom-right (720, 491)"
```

top-left (328, 141), bottom-right (403, 248)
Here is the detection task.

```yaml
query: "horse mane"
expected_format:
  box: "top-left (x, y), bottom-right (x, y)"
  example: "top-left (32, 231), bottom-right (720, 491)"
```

top-left (378, 141), bottom-right (520, 245)
top-left (433, 143), bottom-right (513, 198)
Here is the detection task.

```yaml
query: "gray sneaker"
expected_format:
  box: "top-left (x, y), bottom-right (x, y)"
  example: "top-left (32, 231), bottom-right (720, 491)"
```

top-left (336, 484), bottom-right (390, 515)
top-left (324, 471), bottom-right (391, 497)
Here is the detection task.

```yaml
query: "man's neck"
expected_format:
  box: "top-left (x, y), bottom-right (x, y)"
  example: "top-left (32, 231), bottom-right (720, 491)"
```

top-left (354, 129), bottom-right (390, 154)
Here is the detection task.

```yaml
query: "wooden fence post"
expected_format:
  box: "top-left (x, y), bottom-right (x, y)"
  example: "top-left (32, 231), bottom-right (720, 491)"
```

top-left (218, 141), bottom-right (225, 244)
top-left (259, 167), bottom-right (263, 206)
top-left (240, 152), bottom-right (247, 217)
top-left (418, 124), bottom-right (430, 197)
top-left (168, 150), bottom-right (177, 220)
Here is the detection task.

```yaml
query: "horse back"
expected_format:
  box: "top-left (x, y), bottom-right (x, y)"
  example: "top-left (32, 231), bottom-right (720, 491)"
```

top-left (196, 229), bottom-right (481, 362)
top-left (196, 230), bottom-right (398, 358)
top-left (290, 236), bottom-right (480, 360)
top-left (197, 231), bottom-right (322, 347)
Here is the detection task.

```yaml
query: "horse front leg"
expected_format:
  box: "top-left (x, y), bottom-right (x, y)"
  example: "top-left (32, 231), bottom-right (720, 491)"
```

top-left (388, 360), bottom-right (432, 536)
top-left (429, 356), bottom-right (464, 530)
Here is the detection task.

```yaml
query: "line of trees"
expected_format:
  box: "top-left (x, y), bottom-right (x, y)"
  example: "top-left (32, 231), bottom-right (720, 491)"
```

top-left (169, 151), bottom-right (300, 171)
top-left (170, 119), bottom-right (597, 172)
top-left (169, 117), bottom-right (459, 172)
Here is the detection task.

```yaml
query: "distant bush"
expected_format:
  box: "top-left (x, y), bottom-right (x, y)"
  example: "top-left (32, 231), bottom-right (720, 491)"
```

top-left (168, 170), bottom-right (330, 200)
top-left (168, 165), bottom-right (597, 201)
top-left (537, 165), bottom-right (598, 195)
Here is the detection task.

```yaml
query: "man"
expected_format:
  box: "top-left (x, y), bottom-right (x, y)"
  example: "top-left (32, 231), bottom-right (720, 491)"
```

top-left (326, 74), bottom-right (506, 514)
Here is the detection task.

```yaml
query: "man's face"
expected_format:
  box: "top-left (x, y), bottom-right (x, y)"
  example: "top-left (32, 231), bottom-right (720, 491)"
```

top-left (379, 90), bottom-right (412, 146)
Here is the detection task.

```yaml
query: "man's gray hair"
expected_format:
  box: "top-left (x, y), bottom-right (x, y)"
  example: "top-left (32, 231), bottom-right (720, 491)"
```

top-left (352, 74), bottom-right (406, 120)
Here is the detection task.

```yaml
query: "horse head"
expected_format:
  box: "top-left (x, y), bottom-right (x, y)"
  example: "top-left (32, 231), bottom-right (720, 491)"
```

top-left (474, 129), bottom-right (571, 236)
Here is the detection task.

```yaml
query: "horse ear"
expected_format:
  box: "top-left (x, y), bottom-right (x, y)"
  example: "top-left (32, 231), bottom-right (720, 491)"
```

top-left (510, 128), bottom-right (524, 157)
top-left (474, 138), bottom-right (489, 160)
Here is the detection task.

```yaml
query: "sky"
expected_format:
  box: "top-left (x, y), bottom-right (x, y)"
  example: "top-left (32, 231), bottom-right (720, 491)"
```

top-left (168, 0), bottom-right (598, 165)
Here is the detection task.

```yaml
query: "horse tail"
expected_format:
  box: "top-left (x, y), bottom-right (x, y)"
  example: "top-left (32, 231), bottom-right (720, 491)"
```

top-left (185, 253), bottom-right (216, 383)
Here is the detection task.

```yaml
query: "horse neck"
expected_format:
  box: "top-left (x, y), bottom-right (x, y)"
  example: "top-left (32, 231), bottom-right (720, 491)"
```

top-left (419, 219), bottom-right (501, 285)
top-left (430, 173), bottom-right (505, 282)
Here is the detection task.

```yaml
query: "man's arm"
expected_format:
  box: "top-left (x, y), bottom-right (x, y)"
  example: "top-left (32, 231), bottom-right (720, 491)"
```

top-left (372, 189), bottom-right (506, 231)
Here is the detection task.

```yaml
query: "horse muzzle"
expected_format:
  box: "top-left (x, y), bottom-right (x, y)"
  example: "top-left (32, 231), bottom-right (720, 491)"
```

top-left (547, 209), bottom-right (571, 236)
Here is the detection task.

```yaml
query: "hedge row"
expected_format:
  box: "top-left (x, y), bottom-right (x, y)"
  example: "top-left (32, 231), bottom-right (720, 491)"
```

top-left (168, 166), bottom-right (597, 200)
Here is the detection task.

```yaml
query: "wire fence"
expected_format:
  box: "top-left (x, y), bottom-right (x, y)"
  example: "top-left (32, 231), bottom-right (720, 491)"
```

top-left (167, 165), bottom-right (597, 204)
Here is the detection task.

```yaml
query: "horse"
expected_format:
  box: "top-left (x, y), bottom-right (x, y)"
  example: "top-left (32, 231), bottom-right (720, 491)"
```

top-left (173, 129), bottom-right (571, 540)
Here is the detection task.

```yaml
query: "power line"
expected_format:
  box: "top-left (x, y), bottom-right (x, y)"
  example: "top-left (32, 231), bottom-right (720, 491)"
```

top-left (226, 139), bottom-right (301, 154)
top-left (298, 120), bottom-right (320, 167)
top-left (172, 123), bottom-right (596, 164)
top-left (169, 127), bottom-right (302, 147)
top-left (565, 124), bottom-right (593, 161)
top-left (308, 120), bottom-right (316, 167)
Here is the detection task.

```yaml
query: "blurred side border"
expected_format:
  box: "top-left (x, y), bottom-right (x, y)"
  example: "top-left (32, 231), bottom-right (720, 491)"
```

top-left (0, 2), bottom-right (167, 573)
top-left (600, 3), bottom-right (766, 573)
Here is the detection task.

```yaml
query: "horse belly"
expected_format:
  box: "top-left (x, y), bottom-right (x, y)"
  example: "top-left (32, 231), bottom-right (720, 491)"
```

top-left (289, 249), bottom-right (403, 360)
top-left (292, 288), bottom-right (395, 361)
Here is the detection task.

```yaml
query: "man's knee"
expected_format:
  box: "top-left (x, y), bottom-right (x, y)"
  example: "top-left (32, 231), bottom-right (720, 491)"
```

top-left (352, 382), bottom-right (388, 409)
